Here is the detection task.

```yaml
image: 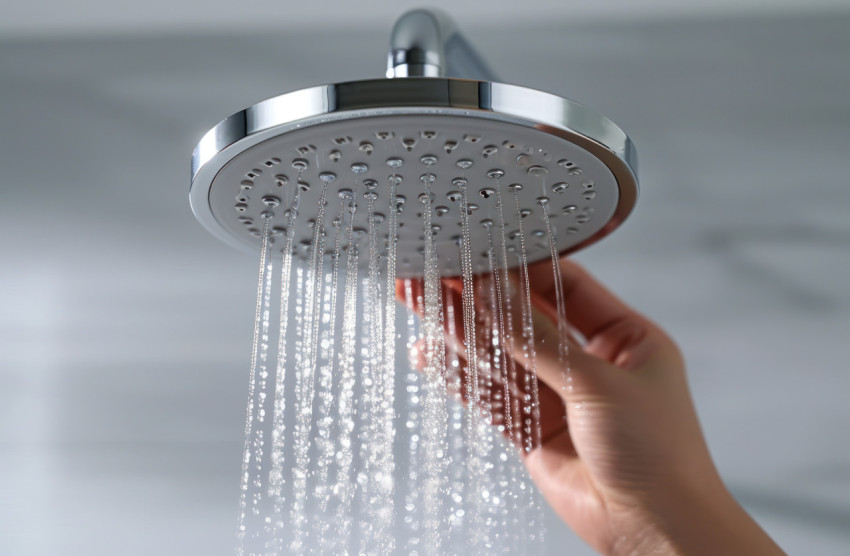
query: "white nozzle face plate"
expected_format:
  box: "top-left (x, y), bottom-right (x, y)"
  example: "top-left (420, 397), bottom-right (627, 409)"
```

top-left (190, 79), bottom-right (638, 276)
top-left (209, 115), bottom-right (616, 276)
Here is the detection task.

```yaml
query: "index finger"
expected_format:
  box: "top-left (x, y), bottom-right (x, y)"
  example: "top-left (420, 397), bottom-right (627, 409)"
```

top-left (525, 257), bottom-right (657, 343)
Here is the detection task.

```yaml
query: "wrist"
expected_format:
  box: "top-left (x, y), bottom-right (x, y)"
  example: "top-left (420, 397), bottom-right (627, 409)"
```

top-left (609, 477), bottom-right (784, 556)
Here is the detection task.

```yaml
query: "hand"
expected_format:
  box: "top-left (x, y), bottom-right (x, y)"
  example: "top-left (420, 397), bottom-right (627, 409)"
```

top-left (398, 259), bottom-right (785, 556)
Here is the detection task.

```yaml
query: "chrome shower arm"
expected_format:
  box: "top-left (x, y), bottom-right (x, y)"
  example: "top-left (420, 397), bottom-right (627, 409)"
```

top-left (386, 8), bottom-right (498, 81)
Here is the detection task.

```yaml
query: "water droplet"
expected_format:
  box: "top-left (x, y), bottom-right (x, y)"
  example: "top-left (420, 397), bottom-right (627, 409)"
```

top-left (452, 177), bottom-right (468, 188)
top-left (562, 204), bottom-right (577, 213)
top-left (351, 162), bottom-right (368, 174)
top-left (446, 191), bottom-right (462, 202)
top-left (373, 212), bottom-right (386, 223)
top-left (482, 145), bottom-right (498, 158)
top-left (319, 172), bottom-right (336, 183)
top-left (420, 154), bottom-right (438, 166)
top-left (536, 196), bottom-right (550, 205)
top-left (552, 182), bottom-right (568, 193)
top-left (338, 188), bottom-right (353, 199)
top-left (456, 159), bottom-right (474, 170)
top-left (418, 192), bottom-right (434, 204)
top-left (395, 194), bottom-right (406, 205)
top-left (262, 195), bottom-right (281, 207)
top-left (531, 229), bottom-right (545, 237)
top-left (520, 208), bottom-right (532, 218)
top-left (435, 205), bottom-right (449, 216)
top-left (363, 179), bottom-right (378, 190)
top-left (431, 223), bottom-right (441, 232)
top-left (298, 180), bottom-right (310, 191)
top-left (364, 191), bottom-right (378, 201)
top-left (292, 158), bottom-right (309, 170)
top-left (480, 218), bottom-right (493, 228)
top-left (420, 173), bottom-right (436, 184)
top-left (528, 165), bottom-right (549, 177)
top-left (479, 187), bottom-right (495, 198)
top-left (444, 140), bottom-right (458, 153)
top-left (359, 141), bottom-right (374, 154)
top-left (329, 150), bottom-right (341, 162)
top-left (487, 168), bottom-right (505, 179)
top-left (467, 203), bottom-right (479, 212)
top-left (389, 174), bottom-right (403, 185)
top-left (386, 157), bottom-right (403, 169)
top-left (508, 183), bottom-right (523, 191)
top-left (260, 209), bottom-right (274, 219)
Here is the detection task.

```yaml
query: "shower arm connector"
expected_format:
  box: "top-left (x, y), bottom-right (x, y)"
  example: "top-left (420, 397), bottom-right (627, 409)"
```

top-left (386, 9), bottom-right (498, 81)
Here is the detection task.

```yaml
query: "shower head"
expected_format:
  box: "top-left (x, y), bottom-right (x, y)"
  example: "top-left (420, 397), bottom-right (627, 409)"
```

top-left (190, 9), bottom-right (638, 277)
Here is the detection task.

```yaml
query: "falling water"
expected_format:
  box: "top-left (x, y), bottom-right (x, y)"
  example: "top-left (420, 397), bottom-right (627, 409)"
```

top-left (541, 198), bottom-right (572, 395)
top-left (456, 176), bottom-right (487, 548)
top-left (419, 169), bottom-right (450, 556)
top-left (288, 175), bottom-right (329, 552)
top-left (267, 181), bottom-right (301, 547)
top-left (330, 187), bottom-right (361, 551)
top-left (311, 196), bottom-right (345, 552)
top-left (237, 215), bottom-right (274, 554)
top-left (232, 146), bottom-right (578, 555)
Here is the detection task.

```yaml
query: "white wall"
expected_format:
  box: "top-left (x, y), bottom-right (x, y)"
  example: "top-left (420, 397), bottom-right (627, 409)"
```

top-left (4, 0), bottom-right (850, 37)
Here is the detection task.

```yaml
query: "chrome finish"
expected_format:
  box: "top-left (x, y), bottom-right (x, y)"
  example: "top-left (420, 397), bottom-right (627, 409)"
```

top-left (190, 8), bottom-right (639, 276)
top-left (386, 9), bottom-right (498, 81)
top-left (190, 78), bottom-right (638, 276)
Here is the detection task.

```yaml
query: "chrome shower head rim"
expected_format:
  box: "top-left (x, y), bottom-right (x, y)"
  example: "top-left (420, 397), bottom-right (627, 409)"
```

top-left (190, 77), bottom-right (638, 270)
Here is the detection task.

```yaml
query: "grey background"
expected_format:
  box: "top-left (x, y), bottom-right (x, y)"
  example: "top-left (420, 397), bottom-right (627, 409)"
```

top-left (2, 8), bottom-right (849, 555)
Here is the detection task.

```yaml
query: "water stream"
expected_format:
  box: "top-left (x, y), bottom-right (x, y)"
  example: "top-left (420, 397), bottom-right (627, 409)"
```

top-left (234, 160), bottom-right (565, 555)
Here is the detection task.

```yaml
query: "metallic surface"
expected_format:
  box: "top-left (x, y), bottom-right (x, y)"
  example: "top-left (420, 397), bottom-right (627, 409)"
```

top-left (386, 8), bottom-right (498, 80)
top-left (190, 78), bottom-right (638, 275)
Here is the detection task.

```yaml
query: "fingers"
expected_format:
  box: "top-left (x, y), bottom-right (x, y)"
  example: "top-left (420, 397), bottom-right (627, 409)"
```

top-left (526, 258), bottom-right (653, 342)
top-left (397, 272), bottom-right (613, 406)
top-left (526, 258), bottom-right (677, 370)
top-left (407, 333), bottom-right (573, 454)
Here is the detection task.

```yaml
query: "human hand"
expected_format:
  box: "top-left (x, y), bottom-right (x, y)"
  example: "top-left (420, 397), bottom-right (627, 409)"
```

top-left (398, 258), bottom-right (784, 556)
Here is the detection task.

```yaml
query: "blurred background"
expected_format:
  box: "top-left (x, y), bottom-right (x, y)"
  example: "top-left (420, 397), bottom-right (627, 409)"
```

top-left (2, 1), bottom-right (849, 554)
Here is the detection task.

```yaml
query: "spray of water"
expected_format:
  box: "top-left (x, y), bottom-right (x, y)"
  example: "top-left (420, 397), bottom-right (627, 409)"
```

top-left (233, 160), bottom-right (573, 554)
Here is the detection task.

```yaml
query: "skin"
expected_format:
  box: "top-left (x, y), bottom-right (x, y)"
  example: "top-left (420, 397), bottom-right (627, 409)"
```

top-left (398, 258), bottom-right (785, 556)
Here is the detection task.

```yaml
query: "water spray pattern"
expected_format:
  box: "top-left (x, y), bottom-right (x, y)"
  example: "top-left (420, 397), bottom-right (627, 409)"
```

top-left (232, 133), bottom-right (592, 554)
